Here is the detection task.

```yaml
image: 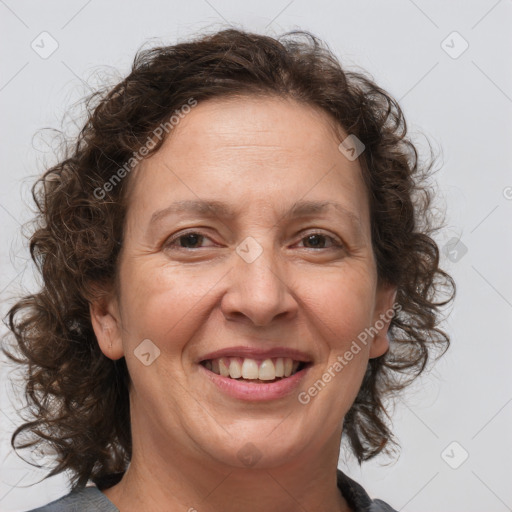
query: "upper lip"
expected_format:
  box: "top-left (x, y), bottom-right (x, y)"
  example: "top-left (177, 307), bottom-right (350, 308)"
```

top-left (197, 346), bottom-right (313, 363)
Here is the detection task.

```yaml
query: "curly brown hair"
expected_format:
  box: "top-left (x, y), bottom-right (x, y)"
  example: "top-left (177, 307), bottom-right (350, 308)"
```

top-left (3, 28), bottom-right (455, 491)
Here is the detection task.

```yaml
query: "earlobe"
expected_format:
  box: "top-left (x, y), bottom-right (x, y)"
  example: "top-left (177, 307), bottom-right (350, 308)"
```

top-left (369, 284), bottom-right (398, 359)
top-left (89, 296), bottom-right (125, 360)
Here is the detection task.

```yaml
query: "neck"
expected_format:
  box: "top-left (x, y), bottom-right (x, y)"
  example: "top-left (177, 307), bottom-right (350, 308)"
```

top-left (103, 388), bottom-right (351, 512)
top-left (102, 426), bottom-right (351, 512)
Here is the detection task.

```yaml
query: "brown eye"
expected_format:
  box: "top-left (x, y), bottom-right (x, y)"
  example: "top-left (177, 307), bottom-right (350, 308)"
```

top-left (165, 231), bottom-right (214, 249)
top-left (298, 233), bottom-right (341, 249)
top-left (177, 233), bottom-right (204, 248)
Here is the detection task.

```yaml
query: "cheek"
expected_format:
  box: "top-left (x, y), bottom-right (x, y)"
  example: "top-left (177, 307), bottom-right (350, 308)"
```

top-left (301, 265), bottom-right (376, 346)
top-left (119, 260), bottom-right (224, 350)
top-left (117, 263), bottom-right (221, 408)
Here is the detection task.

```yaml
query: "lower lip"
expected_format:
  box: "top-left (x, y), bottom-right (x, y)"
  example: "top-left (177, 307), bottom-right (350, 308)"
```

top-left (199, 364), bottom-right (310, 402)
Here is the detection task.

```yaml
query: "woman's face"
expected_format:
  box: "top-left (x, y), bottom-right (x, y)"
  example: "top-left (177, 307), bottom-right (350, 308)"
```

top-left (92, 95), bottom-right (396, 470)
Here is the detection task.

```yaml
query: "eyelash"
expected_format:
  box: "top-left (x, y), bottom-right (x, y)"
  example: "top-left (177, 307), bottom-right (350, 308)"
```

top-left (164, 229), bottom-right (343, 250)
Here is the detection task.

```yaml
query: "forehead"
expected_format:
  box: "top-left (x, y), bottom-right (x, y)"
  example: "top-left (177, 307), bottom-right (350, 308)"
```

top-left (125, 94), bottom-right (369, 227)
top-left (163, 94), bottom-right (343, 157)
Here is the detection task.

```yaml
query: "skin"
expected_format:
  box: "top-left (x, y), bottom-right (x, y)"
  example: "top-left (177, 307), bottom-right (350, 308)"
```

top-left (90, 95), bottom-right (396, 512)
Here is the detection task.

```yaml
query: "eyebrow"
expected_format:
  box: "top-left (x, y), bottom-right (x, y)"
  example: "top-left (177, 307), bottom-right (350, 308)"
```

top-left (284, 200), bottom-right (361, 225)
top-left (150, 200), bottom-right (237, 225)
top-left (149, 199), bottom-right (362, 229)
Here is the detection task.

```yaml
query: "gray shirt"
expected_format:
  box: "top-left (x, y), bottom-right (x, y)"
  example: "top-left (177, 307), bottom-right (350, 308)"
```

top-left (26, 469), bottom-right (397, 511)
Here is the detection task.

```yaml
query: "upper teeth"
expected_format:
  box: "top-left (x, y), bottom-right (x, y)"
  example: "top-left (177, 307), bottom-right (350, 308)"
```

top-left (204, 357), bottom-right (301, 380)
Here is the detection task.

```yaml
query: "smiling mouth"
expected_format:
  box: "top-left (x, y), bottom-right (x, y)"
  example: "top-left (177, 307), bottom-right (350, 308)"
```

top-left (200, 356), bottom-right (310, 383)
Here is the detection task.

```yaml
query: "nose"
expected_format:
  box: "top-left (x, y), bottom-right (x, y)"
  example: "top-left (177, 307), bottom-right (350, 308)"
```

top-left (220, 241), bottom-right (298, 327)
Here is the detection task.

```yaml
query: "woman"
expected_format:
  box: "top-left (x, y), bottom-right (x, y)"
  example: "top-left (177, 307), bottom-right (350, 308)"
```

top-left (4, 28), bottom-right (454, 511)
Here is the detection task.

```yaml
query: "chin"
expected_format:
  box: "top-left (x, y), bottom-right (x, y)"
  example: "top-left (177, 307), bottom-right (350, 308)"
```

top-left (196, 422), bottom-right (312, 470)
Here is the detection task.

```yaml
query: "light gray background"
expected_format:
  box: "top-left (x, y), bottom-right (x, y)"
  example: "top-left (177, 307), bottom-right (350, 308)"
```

top-left (1, 1), bottom-right (511, 511)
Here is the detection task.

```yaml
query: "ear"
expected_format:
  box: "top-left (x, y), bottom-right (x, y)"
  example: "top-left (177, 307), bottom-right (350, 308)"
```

top-left (369, 282), bottom-right (398, 359)
top-left (89, 288), bottom-right (125, 361)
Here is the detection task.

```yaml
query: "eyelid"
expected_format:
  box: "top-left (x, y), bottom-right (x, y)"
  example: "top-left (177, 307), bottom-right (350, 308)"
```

top-left (164, 229), bottom-right (217, 248)
top-left (163, 228), bottom-right (344, 250)
top-left (294, 230), bottom-right (344, 249)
